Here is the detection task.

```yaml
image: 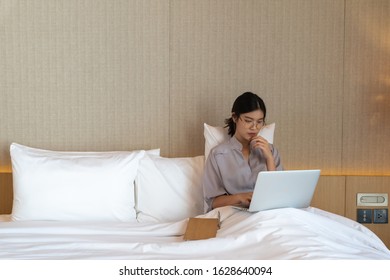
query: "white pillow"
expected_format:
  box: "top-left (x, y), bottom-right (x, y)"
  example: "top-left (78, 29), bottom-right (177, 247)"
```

top-left (10, 143), bottom-right (146, 222)
top-left (135, 154), bottom-right (205, 223)
top-left (204, 122), bottom-right (275, 159)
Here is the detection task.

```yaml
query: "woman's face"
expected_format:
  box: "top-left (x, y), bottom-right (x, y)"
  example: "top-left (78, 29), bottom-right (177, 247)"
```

top-left (234, 109), bottom-right (265, 145)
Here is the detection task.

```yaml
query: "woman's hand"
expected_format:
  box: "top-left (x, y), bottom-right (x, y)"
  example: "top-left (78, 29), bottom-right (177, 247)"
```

top-left (212, 192), bottom-right (253, 209)
top-left (250, 136), bottom-right (272, 157)
top-left (234, 192), bottom-right (253, 208)
top-left (250, 136), bottom-right (276, 171)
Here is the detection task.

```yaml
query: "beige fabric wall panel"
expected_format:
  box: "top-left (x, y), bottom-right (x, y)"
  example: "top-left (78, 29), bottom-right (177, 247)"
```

top-left (0, 1), bottom-right (389, 175)
top-left (169, 0), bottom-right (345, 173)
top-left (343, 1), bottom-right (390, 175)
top-left (0, 0), bottom-right (169, 167)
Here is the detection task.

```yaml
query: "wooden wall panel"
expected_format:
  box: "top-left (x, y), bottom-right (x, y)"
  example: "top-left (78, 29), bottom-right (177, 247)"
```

top-left (0, 173), bottom-right (12, 214)
top-left (311, 176), bottom-right (346, 216)
top-left (346, 176), bottom-right (390, 248)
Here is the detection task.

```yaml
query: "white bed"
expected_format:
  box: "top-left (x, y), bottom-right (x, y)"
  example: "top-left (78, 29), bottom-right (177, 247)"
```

top-left (1, 141), bottom-right (389, 260)
top-left (0, 206), bottom-right (389, 260)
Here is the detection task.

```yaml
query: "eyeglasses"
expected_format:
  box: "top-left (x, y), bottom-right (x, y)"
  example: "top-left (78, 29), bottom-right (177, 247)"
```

top-left (239, 116), bottom-right (265, 129)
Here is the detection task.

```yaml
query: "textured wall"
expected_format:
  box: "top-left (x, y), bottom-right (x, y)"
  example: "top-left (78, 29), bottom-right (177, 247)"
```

top-left (343, 0), bottom-right (390, 175)
top-left (0, 0), bottom-right (170, 164)
top-left (0, 0), bottom-right (389, 175)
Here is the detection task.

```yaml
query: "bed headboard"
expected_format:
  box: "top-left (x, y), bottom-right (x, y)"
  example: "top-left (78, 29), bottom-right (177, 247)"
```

top-left (0, 0), bottom-right (389, 177)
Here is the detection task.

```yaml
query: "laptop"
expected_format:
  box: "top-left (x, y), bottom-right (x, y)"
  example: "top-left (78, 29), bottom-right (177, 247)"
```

top-left (241, 169), bottom-right (320, 212)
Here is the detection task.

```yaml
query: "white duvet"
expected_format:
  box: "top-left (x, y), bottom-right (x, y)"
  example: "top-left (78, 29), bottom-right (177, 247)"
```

top-left (0, 207), bottom-right (389, 260)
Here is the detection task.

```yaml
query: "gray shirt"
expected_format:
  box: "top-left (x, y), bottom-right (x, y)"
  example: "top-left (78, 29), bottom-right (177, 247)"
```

top-left (202, 136), bottom-right (283, 211)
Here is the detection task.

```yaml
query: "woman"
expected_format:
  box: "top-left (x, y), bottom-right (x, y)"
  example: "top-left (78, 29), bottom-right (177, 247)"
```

top-left (203, 92), bottom-right (283, 211)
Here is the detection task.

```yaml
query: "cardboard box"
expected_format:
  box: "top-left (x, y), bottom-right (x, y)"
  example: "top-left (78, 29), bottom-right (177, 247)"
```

top-left (183, 217), bottom-right (220, 241)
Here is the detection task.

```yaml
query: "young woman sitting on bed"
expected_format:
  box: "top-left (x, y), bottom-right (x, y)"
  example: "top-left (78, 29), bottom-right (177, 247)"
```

top-left (203, 92), bottom-right (283, 212)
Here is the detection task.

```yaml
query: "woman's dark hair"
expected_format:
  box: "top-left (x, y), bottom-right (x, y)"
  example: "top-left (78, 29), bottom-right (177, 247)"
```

top-left (224, 92), bottom-right (266, 137)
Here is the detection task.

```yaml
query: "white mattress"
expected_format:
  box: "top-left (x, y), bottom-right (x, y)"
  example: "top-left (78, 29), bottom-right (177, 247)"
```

top-left (0, 207), bottom-right (389, 260)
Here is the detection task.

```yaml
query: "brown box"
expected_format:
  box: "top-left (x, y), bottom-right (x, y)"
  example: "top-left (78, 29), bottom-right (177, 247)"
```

top-left (183, 217), bottom-right (220, 241)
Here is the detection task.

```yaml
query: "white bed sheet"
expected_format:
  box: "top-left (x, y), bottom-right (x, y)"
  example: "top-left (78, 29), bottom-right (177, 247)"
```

top-left (0, 207), bottom-right (389, 260)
